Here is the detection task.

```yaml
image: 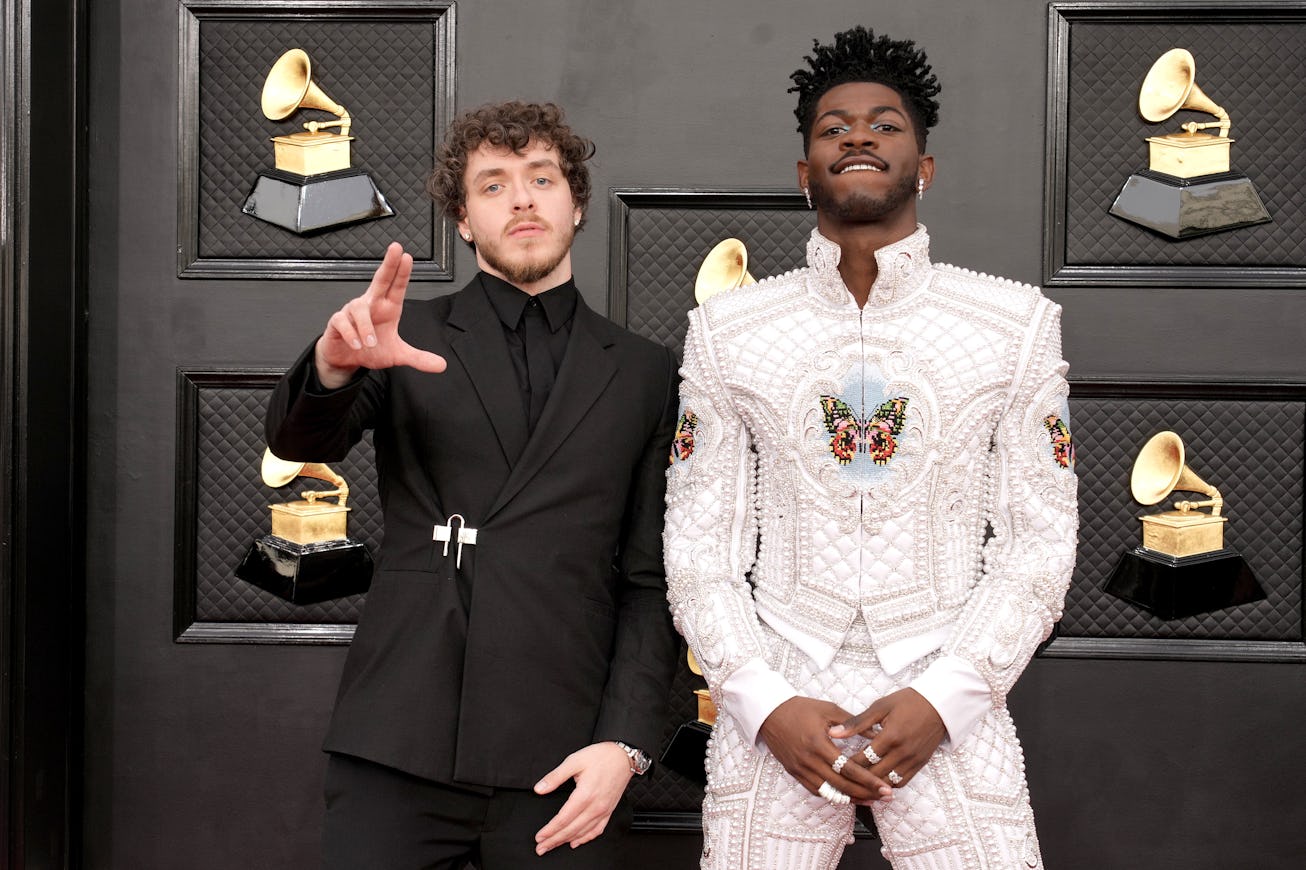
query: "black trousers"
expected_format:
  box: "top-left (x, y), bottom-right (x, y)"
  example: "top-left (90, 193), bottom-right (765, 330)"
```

top-left (321, 753), bottom-right (634, 870)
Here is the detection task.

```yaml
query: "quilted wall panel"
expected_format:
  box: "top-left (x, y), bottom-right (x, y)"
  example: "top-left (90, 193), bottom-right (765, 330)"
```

top-left (180, 2), bottom-right (454, 277)
top-left (1047, 8), bottom-right (1306, 283)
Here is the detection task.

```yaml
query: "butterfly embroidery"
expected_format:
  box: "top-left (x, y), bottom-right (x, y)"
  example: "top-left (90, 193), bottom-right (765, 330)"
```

top-left (1042, 414), bottom-right (1075, 469)
top-left (819, 396), bottom-right (909, 466)
top-left (670, 410), bottom-right (699, 464)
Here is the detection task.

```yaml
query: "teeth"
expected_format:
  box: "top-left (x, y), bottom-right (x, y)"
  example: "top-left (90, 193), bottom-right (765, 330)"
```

top-left (839, 164), bottom-right (883, 174)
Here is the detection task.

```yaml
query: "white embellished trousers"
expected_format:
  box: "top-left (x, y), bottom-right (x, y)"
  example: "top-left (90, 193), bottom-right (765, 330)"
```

top-left (700, 622), bottom-right (1043, 870)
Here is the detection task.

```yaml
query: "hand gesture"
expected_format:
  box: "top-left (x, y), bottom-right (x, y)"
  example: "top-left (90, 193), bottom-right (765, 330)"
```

top-left (758, 696), bottom-right (893, 805)
top-left (315, 242), bottom-right (447, 388)
top-left (533, 742), bottom-right (633, 855)
top-left (827, 688), bottom-right (947, 792)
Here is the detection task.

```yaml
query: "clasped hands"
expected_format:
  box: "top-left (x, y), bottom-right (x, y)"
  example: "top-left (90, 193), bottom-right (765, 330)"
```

top-left (758, 688), bottom-right (947, 805)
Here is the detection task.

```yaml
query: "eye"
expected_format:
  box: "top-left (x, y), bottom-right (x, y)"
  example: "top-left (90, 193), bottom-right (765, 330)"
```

top-left (872, 122), bottom-right (900, 133)
top-left (484, 182), bottom-right (503, 194)
top-left (533, 176), bottom-right (552, 186)
top-left (820, 124), bottom-right (849, 137)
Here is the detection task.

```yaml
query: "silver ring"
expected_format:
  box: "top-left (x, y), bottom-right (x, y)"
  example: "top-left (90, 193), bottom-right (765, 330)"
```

top-left (887, 770), bottom-right (903, 786)
top-left (831, 754), bottom-right (849, 774)
top-left (863, 744), bottom-right (882, 765)
top-left (818, 780), bottom-right (850, 805)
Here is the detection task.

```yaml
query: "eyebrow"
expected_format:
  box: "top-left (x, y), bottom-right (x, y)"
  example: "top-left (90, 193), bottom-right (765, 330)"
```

top-left (470, 158), bottom-right (563, 187)
top-left (815, 105), bottom-right (908, 124)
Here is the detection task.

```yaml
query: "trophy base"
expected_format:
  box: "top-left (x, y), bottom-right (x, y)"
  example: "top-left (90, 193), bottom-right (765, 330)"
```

top-left (1104, 546), bottom-right (1265, 620)
top-left (659, 719), bottom-right (711, 785)
top-left (241, 167), bottom-right (394, 235)
top-left (1109, 169), bottom-right (1271, 240)
top-left (235, 534), bottom-right (373, 605)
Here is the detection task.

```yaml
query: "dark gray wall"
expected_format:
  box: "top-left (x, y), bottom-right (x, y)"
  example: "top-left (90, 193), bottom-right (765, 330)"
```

top-left (83, 0), bottom-right (1305, 867)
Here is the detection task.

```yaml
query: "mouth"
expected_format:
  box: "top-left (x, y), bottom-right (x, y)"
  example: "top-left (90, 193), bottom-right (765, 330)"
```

top-left (833, 155), bottom-right (888, 175)
top-left (506, 220), bottom-right (548, 238)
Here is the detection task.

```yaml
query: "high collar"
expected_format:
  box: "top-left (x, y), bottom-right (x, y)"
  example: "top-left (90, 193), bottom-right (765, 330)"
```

top-left (805, 224), bottom-right (933, 308)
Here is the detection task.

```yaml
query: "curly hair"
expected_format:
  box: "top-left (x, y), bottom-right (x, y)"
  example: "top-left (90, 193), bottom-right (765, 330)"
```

top-left (788, 26), bottom-right (941, 152)
top-left (426, 101), bottom-right (596, 234)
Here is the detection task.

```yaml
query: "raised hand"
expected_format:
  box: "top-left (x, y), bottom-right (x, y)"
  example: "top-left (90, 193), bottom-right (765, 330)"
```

top-left (314, 242), bottom-right (448, 388)
top-left (759, 696), bottom-right (892, 804)
top-left (827, 687), bottom-right (946, 792)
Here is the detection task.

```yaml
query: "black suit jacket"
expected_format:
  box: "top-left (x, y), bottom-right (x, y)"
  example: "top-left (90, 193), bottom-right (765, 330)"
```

top-left (266, 274), bottom-right (680, 789)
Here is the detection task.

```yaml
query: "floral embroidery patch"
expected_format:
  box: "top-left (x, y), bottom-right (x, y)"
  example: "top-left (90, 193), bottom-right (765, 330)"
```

top-left (1042, 414), bottom-right (1075, 469)
top-left (819, 396), bottom-right (909, 466)
top-left (670, 410), bottom-right (698, 464)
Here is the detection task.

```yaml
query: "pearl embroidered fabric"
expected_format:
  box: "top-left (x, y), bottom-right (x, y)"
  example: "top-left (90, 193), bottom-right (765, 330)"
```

top-left (664, 226), bottom-right (1077, 869)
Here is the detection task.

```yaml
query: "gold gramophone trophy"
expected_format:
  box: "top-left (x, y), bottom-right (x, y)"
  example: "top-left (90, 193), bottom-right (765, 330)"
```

top-left (234, 448), bottom-right (373, 604)
top-left (1109, 48), bottom-right (1270, 239)
top-left (1104, 431), bottom-right (1264, 619)
top-left (241, 48), bottom-right (394, 234)
top-left (658, 649), bottom-right (717, 785)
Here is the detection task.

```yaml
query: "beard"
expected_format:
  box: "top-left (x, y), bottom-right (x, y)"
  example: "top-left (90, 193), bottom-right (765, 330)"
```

top-left (808, 168), bottom-right (917, 223)
top-left (476, 221), bottom-right (575, 286)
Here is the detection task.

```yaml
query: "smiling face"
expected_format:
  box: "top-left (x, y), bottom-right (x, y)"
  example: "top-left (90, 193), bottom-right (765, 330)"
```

top-left (797, 81), bottom-right (933, 232)
top-left (457, 140), bottom-right (583, 293)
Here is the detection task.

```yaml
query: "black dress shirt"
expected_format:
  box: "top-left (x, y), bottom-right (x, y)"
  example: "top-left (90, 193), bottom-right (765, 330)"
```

top-left (480, 273), bottom-right (577, 431)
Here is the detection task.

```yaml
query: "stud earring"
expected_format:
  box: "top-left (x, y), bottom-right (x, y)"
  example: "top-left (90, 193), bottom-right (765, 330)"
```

top-left (461, 232), bottom-right (472, 242)
top-left (803, 186), bottom-right (812, 209)
top-left (917, 178), bottom-right (925, 201)
top-left (574, 218), bottom-right (581, 227)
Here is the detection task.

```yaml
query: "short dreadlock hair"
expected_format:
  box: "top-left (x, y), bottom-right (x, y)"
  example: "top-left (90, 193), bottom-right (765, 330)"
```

top-left (788, 26), bottom-right (940, 153)
top-left (426, 101), bottom-right (596, 234)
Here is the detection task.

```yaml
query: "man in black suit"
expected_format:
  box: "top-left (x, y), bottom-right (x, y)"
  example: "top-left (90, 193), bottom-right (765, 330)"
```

top-left (266, 101), bottom-right (679, 869)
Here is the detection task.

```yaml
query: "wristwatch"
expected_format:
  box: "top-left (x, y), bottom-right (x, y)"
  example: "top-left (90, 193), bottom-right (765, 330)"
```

top-left (615, 741), bottom-right (652, 775)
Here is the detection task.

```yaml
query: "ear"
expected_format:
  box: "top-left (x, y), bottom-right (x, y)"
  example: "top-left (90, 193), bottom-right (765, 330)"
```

top-left (796, 159), bottom-right (810, 192)
top-left (573, 205), bottom-right (583, 227)
top-left (917, 154), bottom-right (935, 192)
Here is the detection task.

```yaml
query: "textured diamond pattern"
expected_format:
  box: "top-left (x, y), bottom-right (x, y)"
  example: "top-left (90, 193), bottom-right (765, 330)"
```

top-left (189, 379), bottom-right (380, 624)
top-left (1063, 394), bottom-right (1302, 640)
top-left (622, 204), bottom-right (815, 353)
top-left (1061, 21), bottom-right (1306, 267)
top-left (195, 18), bottom-right (441, 261)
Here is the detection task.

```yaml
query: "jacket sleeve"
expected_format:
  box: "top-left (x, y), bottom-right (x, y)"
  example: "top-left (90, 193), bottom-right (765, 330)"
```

top-left (592, 345), bottom-right (683, 757)
top-left (265, 340), bottom-right (384, 463)
top-left (663, 311), bottom-right (798, 746)
top-left (910, 298), bottom-right (1079, 743)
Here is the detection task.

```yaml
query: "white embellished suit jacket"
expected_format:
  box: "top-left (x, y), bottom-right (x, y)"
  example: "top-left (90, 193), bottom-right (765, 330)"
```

top-left (664, 226), bottom-right (1079, 747)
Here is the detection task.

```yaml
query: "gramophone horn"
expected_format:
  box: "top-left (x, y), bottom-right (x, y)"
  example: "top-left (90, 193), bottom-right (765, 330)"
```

top-left (260, 447), bottom-right (346, 491)
top-left (694, 238), bottom-right (757, 304)
top-left (1138, 48), bottom-right (1228, 134)
top-left (260, 48), bottom-right (347, 123)
top-left (1130, 431), bottom-right (1221, 513)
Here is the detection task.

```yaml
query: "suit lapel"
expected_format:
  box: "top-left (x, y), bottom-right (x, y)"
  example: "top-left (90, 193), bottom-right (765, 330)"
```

top-left (485, 299), bottom-right (617, 520)
top-left (446, 275), bottom-right (530, 466)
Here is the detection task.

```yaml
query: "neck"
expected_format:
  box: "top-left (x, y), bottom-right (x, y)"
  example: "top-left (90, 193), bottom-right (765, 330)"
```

top-left (815, 212), bottom-right (917, 307)
top-left (477, 254), bottom-right (574, 296)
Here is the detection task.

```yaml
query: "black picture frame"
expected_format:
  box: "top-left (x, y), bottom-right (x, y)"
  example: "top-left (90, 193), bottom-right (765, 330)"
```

top-left (1042, 377), bottom-right (1306, 662)
top-left (177, 0), bottom-right (455, 280)
top-left (1043, 2), bottom-right (1306, 287)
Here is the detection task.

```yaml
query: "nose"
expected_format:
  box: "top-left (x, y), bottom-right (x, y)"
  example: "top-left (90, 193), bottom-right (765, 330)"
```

top-left (842, 121), bottom-right (877, 149)
top-left (509, 179), bottom-right (535, 211)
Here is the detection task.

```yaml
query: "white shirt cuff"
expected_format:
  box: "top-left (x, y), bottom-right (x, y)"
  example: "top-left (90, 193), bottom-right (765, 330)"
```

top-left (908, 654), bottom-right (992, 745)
top-left (719, 658), bottom-right (799, 747)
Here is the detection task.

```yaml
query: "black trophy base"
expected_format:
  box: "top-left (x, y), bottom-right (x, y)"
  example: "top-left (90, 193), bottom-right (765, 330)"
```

top-left (1109, 169), bottom-right (1271, 240)
top-left (235, 534), bottom-right (373, 605)
top-left (659, 719), bottom-right (711, 785)
top-left (241, 167), bottom-right (395, 235)
top-left (1104, 547), bottom-right (1265, 620)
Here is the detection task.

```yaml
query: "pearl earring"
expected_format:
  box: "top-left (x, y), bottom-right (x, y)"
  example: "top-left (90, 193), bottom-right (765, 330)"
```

top-left (917, 178), bottom-right (925, 201)
top-left (803, 187), bottom-right (812, 209)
